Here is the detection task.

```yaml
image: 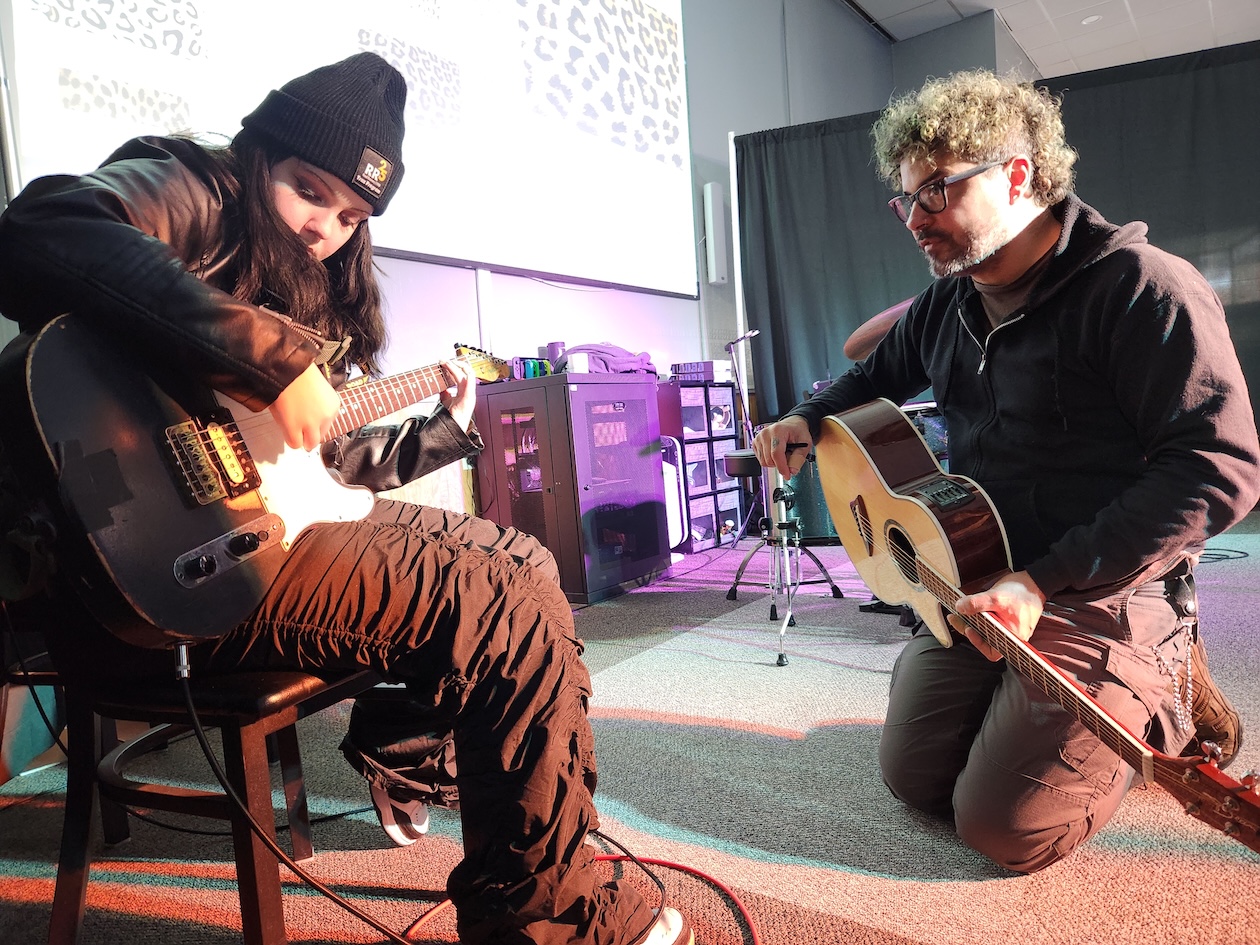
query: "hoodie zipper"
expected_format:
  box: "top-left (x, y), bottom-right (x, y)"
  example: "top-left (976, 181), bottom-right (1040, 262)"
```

top-left (959, 303), bottom-right (1026, 373)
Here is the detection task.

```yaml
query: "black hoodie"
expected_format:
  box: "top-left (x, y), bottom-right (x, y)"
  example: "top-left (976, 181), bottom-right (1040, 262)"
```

top-left (789, 195), bottom-right (1260, 599)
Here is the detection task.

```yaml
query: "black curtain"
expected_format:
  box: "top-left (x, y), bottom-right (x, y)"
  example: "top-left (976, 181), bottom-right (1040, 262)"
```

top-left (736, 41), bottom-right (1260, 423)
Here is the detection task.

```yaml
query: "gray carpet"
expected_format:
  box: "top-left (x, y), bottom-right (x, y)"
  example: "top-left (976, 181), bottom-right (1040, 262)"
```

top-left (2, 523), bottom-right (1258, 944)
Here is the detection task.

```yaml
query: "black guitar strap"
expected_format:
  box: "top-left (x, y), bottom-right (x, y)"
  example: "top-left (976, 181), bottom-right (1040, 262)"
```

top-left (260, 307), bottom-right (352, 372)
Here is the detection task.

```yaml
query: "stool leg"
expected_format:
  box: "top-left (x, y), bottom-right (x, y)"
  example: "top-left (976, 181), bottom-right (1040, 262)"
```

top-left (48, 694), bottom-right (98, 945)
top-left (95, 718), bottom-right (131, 847)
top-left (220, 721), bottom-right (288, 945)
top-left (725, 538), bottom-right (766, 600)
top-left (273, 725), bottom-right (313, 863)
top-left (799, 545), bottom-right (845, 598)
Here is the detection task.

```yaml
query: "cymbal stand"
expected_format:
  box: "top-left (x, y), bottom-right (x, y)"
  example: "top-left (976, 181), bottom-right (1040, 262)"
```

top-left (726, 466), bottom-right (843, 666)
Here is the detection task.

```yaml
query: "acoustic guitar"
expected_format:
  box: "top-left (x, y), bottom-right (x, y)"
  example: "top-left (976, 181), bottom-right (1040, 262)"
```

top-left (812, 397), bottom-right (1259, 855)
top-left (0, 314), bottom-right (508, 646)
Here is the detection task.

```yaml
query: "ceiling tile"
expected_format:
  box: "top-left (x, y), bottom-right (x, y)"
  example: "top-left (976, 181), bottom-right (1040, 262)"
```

top-left (1051, 0), bottom-right (1131, 41)
top-left (1039, 0), bottom-right (1111, 17)
top-left (853, 0), bottom-right (934, 19)
top-left (1141, 21), bottom-right (1218, 58)
top-left (1135, 0), bottom-right (1213, 35)
top-left (996, 0), bottom-right (1054, 30)
top-left (882, 0), bottom-right (966, 40)
top-left (861, 0), bottom-right (1258, 76)
top-left (1069, 39), bottom-right (1146, 70)
top-left (951, 0), bottom-right (1009, 18)
top-left (1021, 38), bottom-right (1074, 59)
top-left (1213, 2), bottom-right (1260, 36)
top-left (1035, 57), bottom-right (1080, 77)
top-left (1010, 20), bottom-right (1067, 50)
top-left (1064, 17), bottom-right (1140, 55)
top-left (1129, 0), bottom-right (1208, 12)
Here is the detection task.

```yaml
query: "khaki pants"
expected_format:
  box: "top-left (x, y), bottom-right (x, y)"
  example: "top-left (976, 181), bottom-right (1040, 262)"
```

top-left (879, 579), bottom-right (1192, 873)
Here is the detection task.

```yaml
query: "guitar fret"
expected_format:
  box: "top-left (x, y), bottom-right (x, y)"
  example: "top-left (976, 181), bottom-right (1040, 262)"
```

top-left (857, 504), bottom-right (1152, 780)
top-left (327, 360), bottom-right (467, 442)
top-left (824, 402), bottom-right (1257, 855)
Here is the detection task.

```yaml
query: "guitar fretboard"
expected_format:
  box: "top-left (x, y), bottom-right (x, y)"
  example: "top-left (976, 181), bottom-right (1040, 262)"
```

top-left (325, 363), bottom-right (466, 441)
top-left (853, 500), bottom-right (1156, 785)
top-left (820, 400), bottom-right (1259, 853)
top-left (917, 564), bottom-right (1155, 784)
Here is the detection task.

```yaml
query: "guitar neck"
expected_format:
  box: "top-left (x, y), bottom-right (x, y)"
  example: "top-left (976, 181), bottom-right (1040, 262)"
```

top-left (816, 399), bottom-right (1258, 853)
top-left (327, 363), bottom-right (453, 441)
top-left (916, 566), bottom-right (1156, 784)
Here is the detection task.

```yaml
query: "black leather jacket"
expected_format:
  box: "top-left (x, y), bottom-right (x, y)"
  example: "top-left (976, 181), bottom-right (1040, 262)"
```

top-left (0, 136), bottom-right (480, 492)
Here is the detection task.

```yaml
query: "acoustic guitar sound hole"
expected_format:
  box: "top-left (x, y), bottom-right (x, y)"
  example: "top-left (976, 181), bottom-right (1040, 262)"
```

top-left (887, 526), bottom-right (919, 586)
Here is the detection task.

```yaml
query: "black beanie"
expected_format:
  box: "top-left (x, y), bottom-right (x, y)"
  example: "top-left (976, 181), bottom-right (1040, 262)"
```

top-left (241, 52), bottom-right (406, 215)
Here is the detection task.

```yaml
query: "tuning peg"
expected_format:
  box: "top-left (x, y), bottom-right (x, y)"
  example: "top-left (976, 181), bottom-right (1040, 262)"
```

top-left (1198, 740), bottom-right (1225, 765)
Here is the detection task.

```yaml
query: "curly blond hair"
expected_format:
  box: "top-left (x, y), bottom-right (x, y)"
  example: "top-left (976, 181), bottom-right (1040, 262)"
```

top-left (871, 70), bottom-right (1077, 206)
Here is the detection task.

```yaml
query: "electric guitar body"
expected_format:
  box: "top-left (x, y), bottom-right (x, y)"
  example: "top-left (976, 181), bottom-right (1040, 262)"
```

top-left (0, 315), bottom-right (507, 647)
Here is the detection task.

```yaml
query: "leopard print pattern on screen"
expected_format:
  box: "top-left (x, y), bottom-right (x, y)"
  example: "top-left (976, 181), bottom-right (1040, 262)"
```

top-left (519, 0), bottom-right (685, 169)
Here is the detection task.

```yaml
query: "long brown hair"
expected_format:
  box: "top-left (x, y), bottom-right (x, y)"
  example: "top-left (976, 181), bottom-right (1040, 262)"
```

top-left (203, 128), bottom-right (388, 376)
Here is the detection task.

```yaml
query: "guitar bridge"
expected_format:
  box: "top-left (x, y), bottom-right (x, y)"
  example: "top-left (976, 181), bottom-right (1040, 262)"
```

top-left (165, 411), bottom-right (262, 506)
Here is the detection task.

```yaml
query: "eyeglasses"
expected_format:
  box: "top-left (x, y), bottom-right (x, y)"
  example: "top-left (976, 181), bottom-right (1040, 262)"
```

top-left (888, 160), bottom-right (1006, 223)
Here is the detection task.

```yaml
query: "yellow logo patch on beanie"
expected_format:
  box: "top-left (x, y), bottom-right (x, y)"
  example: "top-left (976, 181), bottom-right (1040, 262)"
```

top-left (354, 146), bottom-right (392, 200)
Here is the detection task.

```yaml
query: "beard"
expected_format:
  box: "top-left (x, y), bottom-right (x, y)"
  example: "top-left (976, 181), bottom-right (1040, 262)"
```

top-left (919, 217), bottom-right (1014, 279)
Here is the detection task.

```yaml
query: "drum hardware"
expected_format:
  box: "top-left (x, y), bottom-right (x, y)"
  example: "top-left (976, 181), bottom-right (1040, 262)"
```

top-left (843, 296), bottom-right (915, 361)
top-left (722, 449), bottom-right (843, 666)
top-left (724, 328), bottom-right (759, 453)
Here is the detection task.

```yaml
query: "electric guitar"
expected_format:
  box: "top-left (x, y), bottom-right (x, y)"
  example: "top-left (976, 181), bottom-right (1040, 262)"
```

top-left (0, 314), bottom-right (508, 647)
top-left (812, 397), bottom-right (1260, 855)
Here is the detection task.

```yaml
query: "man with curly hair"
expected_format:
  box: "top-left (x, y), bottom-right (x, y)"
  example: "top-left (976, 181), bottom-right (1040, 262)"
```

top-left (754, 69), bottom-right (1258, 872)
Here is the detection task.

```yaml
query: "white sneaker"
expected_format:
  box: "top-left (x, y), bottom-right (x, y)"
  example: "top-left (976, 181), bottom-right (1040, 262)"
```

top-left (368, 782), bottom-right (430, 846)
top-left (635, 907), bottom-right (694, 945)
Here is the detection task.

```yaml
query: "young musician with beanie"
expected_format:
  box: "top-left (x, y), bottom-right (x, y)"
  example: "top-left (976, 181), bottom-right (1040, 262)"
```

top-left (0, 52), bottom-right (692, 945)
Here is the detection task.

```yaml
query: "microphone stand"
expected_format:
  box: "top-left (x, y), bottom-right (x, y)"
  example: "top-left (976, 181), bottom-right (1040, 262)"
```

top-left (725, 331), bottom-right (759, 543)
top-left (725, 332), bottom-right (757, 451)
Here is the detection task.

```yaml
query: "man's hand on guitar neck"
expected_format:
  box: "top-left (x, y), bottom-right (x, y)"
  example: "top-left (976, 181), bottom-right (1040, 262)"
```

top-left (753, 416), bottom-right (812, 480)
top-left (269, 362), bottom-right (342, 450)
top-left (949, 571), bottom-right (1047, 661)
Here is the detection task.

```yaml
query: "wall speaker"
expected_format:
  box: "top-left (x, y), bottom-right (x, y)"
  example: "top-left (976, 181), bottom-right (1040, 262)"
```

top-left (703, 181), bottom-right (729, 286)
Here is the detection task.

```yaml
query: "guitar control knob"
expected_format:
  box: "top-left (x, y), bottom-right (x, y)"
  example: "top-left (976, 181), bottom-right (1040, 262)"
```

top-left (228, 532), bottom-right (261, 558)
top-left (183, 554), bottom-right (218, 580)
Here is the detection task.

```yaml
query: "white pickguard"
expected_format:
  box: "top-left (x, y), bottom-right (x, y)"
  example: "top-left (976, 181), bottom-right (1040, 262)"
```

top-left (217, 393), bottom-right (376, 550)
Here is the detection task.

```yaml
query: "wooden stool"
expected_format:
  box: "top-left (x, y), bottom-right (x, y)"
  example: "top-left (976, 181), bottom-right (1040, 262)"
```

top-left (49, 667), bottom-right (383, 945)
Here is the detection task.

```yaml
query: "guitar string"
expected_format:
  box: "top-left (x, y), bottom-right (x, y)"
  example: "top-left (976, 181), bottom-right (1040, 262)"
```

top-left (189, 355), bottom-right (488, 447)
top-left (849, 499), bottom-right (1260, 838)
top-left (847, 500), bottom-right (1144, 768)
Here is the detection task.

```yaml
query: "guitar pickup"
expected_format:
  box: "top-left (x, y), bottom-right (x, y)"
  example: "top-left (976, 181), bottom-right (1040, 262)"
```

top-left (916, 477), bottom-right (972, 510)
top-left (165, 411), bottom-right (262, 506)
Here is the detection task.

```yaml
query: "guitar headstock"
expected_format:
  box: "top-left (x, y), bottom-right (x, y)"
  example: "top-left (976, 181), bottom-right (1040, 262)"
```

top-left (454, 343), bottom-right (511, 383)
top-left (1154, 755), bottom-right (1260, 855)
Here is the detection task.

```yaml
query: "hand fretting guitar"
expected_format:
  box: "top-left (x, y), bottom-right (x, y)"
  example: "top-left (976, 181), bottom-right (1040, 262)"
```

top-left (0, 314), bottom-right (507, 645)
top-left (812, 397), bottom-right (1259, 855)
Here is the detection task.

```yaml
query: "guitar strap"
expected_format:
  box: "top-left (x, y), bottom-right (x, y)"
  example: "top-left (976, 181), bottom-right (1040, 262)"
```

top-left (262, 308), bottom-right (352, 373)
